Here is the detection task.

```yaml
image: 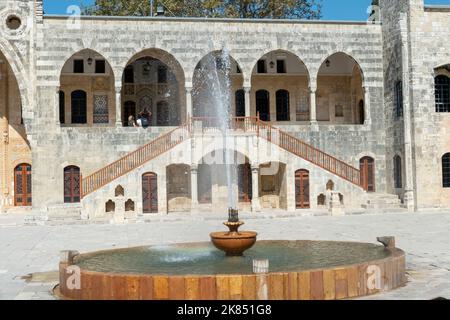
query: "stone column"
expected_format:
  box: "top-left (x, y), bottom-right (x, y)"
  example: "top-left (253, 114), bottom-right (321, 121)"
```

top-left (244, 86), bottom-right (251, 117)
top-left (363, 86), bottom-right (371, 125)
top-left (400, 14), bottom-right (415, 211)
top-left (186, 86), bottom-right (193, 119)
top-left (251, 165), bottom-right (261, 212)
top-left (309, 83), bottom-right (318, 130)
top-left (55, 88), bottom-right (60, 126)
top-left (190, 165), bottom-right (198, 211)
top-left (115, 87), bottom-right (122, 127)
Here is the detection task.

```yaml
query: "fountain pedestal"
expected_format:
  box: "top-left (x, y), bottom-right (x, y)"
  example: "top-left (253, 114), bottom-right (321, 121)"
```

top-left (210, 211), bottom-right (257, 256)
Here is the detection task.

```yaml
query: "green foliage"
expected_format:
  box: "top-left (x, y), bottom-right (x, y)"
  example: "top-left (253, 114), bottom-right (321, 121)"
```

top-left (83, 0), bottom-right (322, 20)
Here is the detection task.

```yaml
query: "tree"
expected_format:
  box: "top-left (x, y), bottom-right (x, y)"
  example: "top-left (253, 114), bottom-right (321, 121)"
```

top-left (83, 0), bottom-right (322, 20)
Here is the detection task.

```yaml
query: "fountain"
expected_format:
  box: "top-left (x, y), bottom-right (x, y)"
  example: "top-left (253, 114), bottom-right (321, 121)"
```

top-left (210, 208), bottom-right (257, 256)
top-left (56, 48), bottom-right (407, 300)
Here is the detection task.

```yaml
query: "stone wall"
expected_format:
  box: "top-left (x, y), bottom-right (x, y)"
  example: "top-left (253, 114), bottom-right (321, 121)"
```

top-left (32, 16), bottom-right (384, 211)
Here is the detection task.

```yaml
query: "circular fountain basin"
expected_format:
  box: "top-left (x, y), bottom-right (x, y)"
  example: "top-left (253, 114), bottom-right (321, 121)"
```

top-left (58, 240), bottom-right (406, 300)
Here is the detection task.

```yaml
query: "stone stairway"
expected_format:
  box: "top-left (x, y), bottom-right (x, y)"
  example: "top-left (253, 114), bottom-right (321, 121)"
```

top-left (45, 203), bottom-right (82, 221)
top-left (362, 193), bottom-right (404, 210)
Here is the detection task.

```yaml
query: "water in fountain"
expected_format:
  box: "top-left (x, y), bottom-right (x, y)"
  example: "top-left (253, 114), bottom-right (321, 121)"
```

top-left (193, 47), bottom-right (238, 212)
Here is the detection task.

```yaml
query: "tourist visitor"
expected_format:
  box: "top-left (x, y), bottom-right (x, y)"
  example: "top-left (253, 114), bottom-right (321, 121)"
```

top-left (128, 115), bottom-right (137, 127)
top-left (143, 108), bottom-right (152, 127)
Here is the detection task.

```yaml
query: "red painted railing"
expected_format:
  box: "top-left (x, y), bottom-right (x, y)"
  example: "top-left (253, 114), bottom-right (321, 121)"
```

top-left (81, 117), bottom-right (362, 198)
top-left (81, 122), bottom-right (191, 197)
top-left (255, 119), bottom-right (361, 186)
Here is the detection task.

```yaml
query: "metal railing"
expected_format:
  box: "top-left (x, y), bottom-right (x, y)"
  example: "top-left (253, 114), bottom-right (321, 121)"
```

top-left (81, 116), bottom-right (362, 197)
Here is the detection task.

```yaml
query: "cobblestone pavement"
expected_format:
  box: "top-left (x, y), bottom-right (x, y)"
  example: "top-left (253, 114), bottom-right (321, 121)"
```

top-left (0, 211), bottom-right (449, 300)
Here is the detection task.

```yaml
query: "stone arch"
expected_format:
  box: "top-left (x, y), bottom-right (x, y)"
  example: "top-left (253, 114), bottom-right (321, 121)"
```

top-left (314, 51), bottom-right (366, 87)
top-left (250, 49), bottom-right (310, 84)
top-left (189, 48), bottom-right (246, 84)
top-left (192, 50), bottom-right (244, 118)
top-left (0, 39), bottom-right (30, 118)
top-left (250, 49), bottom-right (310, 121)
top-left (316, 52), bottom-right (365, 125)
top-left (58, 48), bottom-right (116, 83)
top-left (119, 47), bottom-right (186, 85)
top-left (59, 49), bottom-right (116, 126)
top-left (121, 48), bottom-right (185, 126)
top-left (194, 144), bottom-right (251, 166)
top-left (197, 150), bottom-right (252, 208)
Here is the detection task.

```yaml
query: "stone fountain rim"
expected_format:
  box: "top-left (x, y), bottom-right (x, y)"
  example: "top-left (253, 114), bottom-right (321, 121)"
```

top-left (68, 240), bottom-right (405, 278)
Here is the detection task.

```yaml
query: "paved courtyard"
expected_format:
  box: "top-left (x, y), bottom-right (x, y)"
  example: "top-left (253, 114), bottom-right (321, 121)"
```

top-left (0, 211), bottom-right (449, 300)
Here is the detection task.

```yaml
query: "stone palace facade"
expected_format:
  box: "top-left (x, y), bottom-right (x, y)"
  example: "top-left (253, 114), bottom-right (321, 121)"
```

top-left (0, 0), bottom-right (449, 221)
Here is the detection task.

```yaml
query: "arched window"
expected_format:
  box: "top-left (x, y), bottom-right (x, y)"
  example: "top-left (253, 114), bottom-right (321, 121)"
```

top-left (59, 91), bottom-right (65, 124)
top-left (435, 75), bottom-right (450, 112)
top-left (276, 89), bottom-right (290, 121)
top-left (443, 153), bottom-right (450, 188)
top-left (256, 90), bottom-right (270, 121)
top-left (71, 90), bottom-right (87, 124)
top-left (235, 90), bottom-right (245, 117)
top-left (64, 166), bottom-right (80, 203)
top-left (394, 155), bottom-right (402, 189)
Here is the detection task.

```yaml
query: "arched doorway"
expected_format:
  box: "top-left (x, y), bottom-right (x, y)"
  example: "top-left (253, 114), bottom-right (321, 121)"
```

top-left (64, 166), bottom-right (81, 203)
top-left (142, 172), bottom-right (158, 213)
top-left (360, 157), bottom-right (375, 192)
top-left (295, 169), bottom-right (310, 209)
top-left (276, 89), bottom-right (290, 121)
top-left (235, 89), bottom-right (245, 117)
top-left (238, 163), bottom-right (252, 203)
top-left (71, 90), bottom-right (87, 124)
top-left (14, 163), bottom-right (32, 207)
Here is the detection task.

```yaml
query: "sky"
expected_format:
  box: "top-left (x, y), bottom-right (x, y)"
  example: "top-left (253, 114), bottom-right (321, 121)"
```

top-left (43, 0), bottom-right (450, 21)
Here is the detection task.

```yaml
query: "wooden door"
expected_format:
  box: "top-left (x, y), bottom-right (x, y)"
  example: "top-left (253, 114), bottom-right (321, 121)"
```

top-left (360, 157), bottom-right (375, 192)
top-left (142, 173), bottom-right (158, 213)
top-left (64, 166), bottom-right (81, 203)
top-left (14, 163), bottom-right (32, 207)
top-left (238, 163), bottom-right (252, 203)
top-left (295, 169), bottom-right (310, 209)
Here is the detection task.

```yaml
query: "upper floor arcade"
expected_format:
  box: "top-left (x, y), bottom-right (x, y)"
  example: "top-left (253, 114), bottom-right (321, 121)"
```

top-left (36, 15), bottom-right (384, 132)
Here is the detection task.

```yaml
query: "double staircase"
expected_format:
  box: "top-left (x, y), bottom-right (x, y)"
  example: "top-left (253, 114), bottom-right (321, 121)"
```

top-left (81, 117), bottom-right (363, 199)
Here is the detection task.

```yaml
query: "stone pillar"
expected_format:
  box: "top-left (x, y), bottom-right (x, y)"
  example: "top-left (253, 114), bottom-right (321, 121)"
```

top-left (55, 88), bottom-right (60, 126)
top-left (190, 165), bottom-right (198, 210)
top-left (399, 13), bottom-right (415, 212)
top-left (251, 165), bottom-right (261, 212)
top-left (186, 86), bottom-right (193, 119)
top-left (244, 86), bottom-right (251, 117)
top-left (363, 86), bottom-right (371, 125)
top-left (309, 83), bottom-right (318, 130)
top-left (115, 87), bottom-right (122, 127)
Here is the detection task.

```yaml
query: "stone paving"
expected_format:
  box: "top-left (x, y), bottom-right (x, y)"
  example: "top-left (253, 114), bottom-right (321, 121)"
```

top-left (0, 211), bottom-right (450, 300)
